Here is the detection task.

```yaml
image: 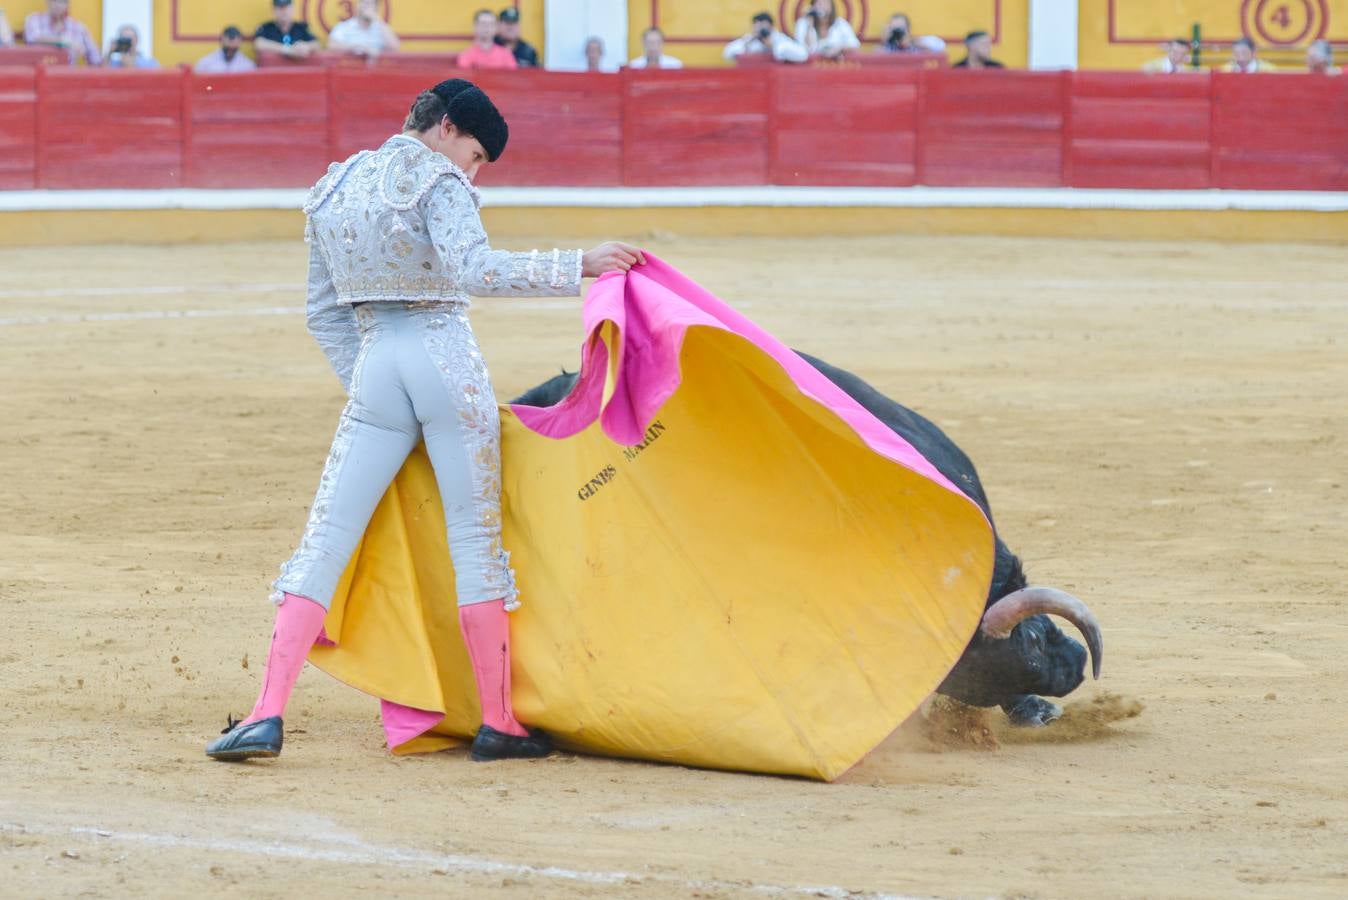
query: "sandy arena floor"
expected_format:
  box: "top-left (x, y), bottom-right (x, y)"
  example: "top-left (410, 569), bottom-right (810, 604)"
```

top-left (1, 234), bottom-right (1345, 898)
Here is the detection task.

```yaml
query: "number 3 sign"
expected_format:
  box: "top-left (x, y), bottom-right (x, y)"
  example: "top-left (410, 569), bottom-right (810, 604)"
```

top-left (313, 0), bottom-right (393, 34)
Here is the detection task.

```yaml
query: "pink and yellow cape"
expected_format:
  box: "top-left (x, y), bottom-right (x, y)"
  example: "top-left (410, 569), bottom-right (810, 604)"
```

top-left (309, 256), bottom-right (993, 781)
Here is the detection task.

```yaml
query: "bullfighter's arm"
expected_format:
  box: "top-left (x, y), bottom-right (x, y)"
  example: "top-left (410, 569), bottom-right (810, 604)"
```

top-left (304, 242), bottom-right (360, 393)
top-left (423, 176), bottom-right (583, 298)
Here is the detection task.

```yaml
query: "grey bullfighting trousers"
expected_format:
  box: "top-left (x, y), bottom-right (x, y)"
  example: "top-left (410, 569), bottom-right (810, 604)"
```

top-left (271, 301), bottom-right (518, 611)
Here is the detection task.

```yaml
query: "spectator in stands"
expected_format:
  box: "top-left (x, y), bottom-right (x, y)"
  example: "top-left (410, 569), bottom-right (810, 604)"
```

top-left (195, 26), bottom-right (256, 73)
top-left (952, 30), bottom-right (1003, 69)
top-left (23, 0), bottom-right (100, 65)
top-left (254, 0), bottom-right (320, 61)
top-left (876, 13), bottom-right (945, 54)
top-left (457, 9), bottom-right (517, 69)
top-left (104, 24), bottom-right (158, 69)
top-left (328, 0), bottom-right (399, 57)
top-left (629, 27), bottom-right (682, 69)
top-left (794, 0), bottom-right (859, 59)
top-left (1223, 37), bottom-right (1276, 73)
top-left (1306, 39), bottom-right (1341, 75)
top-left (724, 11), bottom-right (808, 64)
top-left (1143, 38), bottom-right (1191, 73)
top-left (584, 35), bottom-right (618, 72)
top-left (495, 7), bottom-right (538, 68)
top-left (0, 10), bottom-right (14, 47)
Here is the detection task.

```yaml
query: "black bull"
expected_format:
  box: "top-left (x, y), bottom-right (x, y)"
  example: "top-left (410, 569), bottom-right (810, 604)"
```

top-left (511, 352), bottom-right (1103, 727)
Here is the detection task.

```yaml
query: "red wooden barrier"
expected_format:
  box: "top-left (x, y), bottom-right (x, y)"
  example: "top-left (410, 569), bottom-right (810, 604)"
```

top-left (623, 69), bottom-right (770, 186)
top-left (1211, 73), bottom-right (1348, 191)
top-left (38, 69), bottom-right (184, 188)
top-left (472, 70), bottom-right (623, 186)
top-left (0, 45), bottom-right (66, 66)
top-left (256, 51), bottom-right (329, 69)
top-left (374, 53), bottom-right (460, 71)
top-left (770, 67), bottom-right (919, 186)
top-left (0, 66), bottom-right (37, 189)
top-left (12, 66), bottom-right (1347, 194)
top-left (185, 69), bottom-right (331, 188)
top-left (850, 52), bottom-right (946, 69)
top-left (919, 69), bottom-right (1068, 187)
top-left (1067, 72), bottom-right (1212, 190)
top-left (328, 68), bottom-right (427, 161)
top-left (256, 50), bottom-right (459, 70)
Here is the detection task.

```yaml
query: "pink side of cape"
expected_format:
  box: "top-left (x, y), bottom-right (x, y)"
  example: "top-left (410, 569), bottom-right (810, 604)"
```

top-left (511, 255), bottom-right (968, 500)
top-left (380, 700), bottom-right (445, 749)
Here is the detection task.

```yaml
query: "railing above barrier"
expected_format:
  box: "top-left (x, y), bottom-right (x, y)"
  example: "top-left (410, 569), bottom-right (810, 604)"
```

top-left (0, 66), bottom-right (1343, 192)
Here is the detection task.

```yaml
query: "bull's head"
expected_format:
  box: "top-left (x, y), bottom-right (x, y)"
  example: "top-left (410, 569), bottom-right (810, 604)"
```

top-left (938, 587), bottom-right (1103, 709)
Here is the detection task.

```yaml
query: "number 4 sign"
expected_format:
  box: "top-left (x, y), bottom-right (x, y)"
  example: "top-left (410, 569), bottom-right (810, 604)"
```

top-left (1241, 0), bottom-right (1329, 46)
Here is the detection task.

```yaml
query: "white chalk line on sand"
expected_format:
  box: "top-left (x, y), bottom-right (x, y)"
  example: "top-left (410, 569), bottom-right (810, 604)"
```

top-left (0, 820), bottom-right (914, 899)
top-left (0, 283), bottom-right (303, 299)
top-left (0, 299), bottom-right (578, 327)
top-left (0, 305), bottom-right (305, 326)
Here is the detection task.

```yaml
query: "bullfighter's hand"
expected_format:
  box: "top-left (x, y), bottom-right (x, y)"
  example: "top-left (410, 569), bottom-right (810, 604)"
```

top-left (582, 242), bottom-right (646, 277)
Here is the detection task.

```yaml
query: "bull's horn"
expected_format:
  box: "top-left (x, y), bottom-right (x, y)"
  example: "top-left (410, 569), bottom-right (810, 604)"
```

top-left (979, 587), bottom-right (1103, 680)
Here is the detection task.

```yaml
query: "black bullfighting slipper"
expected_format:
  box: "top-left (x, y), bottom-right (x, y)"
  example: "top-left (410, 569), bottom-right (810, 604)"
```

top-left (205, 715), bottom-right (283, 761)
top-left (470, 724), bottom-right (553, 762)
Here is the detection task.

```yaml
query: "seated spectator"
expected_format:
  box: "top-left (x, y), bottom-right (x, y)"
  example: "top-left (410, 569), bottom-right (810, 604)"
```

top-left (23, 0), bottom-right (100, 65)
top-left (195, 26), bottom-right (256, 73)
top-left (794, 0), bottom-right (859, 59)
top-left (1306, 39), bottom-right (1341, 75)
top-left (723, 11), bottom-right (808, 64)
top-left (457, 9), bottom-right (517, 69)
top-left (328, 0), bottom-right (399, 57)
top-left (1143, 37), bottom-right (1192, 73)
top-left (1223, 37), bottom-right (1276, 73)
top-left (254, 0), bottom-right (320, 60)
top-left (876, 13), bottom-right (945, 54)
top-left (952, 30), bottom-right (1004, 69)
top-left (0, 10), bottom-right (14, 47)
top-left (629, 27), bottom-right (682, 69)
top-left (584, 35), bottom-right (618, 72)
top-left (495, 7), bottom-right (538, 68)
top-left (104, 24), bottom-right (158, 69)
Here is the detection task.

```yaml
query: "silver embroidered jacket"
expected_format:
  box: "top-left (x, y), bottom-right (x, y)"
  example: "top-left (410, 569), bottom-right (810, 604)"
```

top-left (303, 134), bottom-right (584, 390)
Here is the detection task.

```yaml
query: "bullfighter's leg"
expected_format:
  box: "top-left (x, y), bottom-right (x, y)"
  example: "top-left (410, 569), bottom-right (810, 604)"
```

top-left (407, 305), bottom-right (550, 761)
top-left (208, 311), bottom-right (420, 760)
top-left (1002, 694), bottom-right (1063, 727)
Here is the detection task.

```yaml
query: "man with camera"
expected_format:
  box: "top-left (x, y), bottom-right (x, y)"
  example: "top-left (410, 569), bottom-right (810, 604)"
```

top-left (105, 24), bottom-right (158, 69)
top-left (877, 13), bottom-right (946, 55)
top-left (723, 11), bottom-right (808, 64)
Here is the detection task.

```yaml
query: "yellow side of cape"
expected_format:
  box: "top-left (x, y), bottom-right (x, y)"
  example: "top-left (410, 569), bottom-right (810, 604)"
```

top-left (309, 327), bottom-right (993, 780)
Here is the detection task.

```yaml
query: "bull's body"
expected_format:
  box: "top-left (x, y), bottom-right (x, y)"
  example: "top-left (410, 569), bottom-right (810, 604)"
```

top-left (513, 351), bottom-right (1093, 725)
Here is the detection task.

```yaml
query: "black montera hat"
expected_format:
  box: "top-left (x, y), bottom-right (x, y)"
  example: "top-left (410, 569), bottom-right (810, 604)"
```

top-left (430, 78), bottom-right (476, 107)
top-left (444, 85), bottom-right (509, 162)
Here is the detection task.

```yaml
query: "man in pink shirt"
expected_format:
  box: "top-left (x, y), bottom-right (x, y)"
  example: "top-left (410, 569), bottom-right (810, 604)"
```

top-left (23, 0), bottom-right (100, 65)
top-left (456, 9), bottom-right (517, 69)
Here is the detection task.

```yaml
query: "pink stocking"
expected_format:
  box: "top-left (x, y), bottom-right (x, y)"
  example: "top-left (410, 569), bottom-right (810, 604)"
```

top-left (458, 599), bottom-right (528, 737)
top-left (246, 592), bottom-right (327, 724)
